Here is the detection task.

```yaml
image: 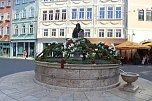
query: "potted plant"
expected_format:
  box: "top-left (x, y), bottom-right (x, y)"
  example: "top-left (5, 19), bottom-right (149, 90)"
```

top-left (132, 52), bottom-right (140, 65)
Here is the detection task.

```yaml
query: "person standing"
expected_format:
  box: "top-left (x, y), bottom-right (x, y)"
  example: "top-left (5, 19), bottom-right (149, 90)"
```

top-left (23, 50), bottom-right (27, 59)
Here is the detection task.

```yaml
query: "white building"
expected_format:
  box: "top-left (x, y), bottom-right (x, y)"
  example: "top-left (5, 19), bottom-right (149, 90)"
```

top-left (37, 0), bottom-right (127, 54)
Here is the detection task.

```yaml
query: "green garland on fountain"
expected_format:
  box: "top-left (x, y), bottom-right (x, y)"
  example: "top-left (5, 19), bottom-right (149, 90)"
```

top-left (35, 38), bottom-right (120, 64)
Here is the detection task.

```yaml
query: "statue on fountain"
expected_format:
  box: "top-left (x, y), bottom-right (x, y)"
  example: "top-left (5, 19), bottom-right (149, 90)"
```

top-left (72, 23), bottom-right (84, 38)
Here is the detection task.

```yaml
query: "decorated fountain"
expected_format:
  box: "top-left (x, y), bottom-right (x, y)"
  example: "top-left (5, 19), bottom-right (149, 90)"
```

top-left (34, 23), bottom-right (121, 91)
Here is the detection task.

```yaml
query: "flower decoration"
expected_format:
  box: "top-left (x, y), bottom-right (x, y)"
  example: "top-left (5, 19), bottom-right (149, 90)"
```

top-left (91, 60), bottom-right (95, 64)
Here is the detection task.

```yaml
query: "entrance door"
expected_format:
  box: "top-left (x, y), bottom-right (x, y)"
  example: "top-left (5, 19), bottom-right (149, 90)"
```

top-left (13, 43), bottom-right (16, 56)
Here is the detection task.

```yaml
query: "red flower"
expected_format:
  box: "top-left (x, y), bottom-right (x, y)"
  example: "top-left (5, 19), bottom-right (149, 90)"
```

top-left (112, 60), bottom-right (117, 64)
top-left (67, 42), bottom-right (73, 45)
top-left (105, 45), bottom-right (109, 49)
top-left (88, 48), bottom-right (92, 51)
top-left (61, 59), bottom-right (65, 64)
top-left (92, 60), bottom-right (95, 64)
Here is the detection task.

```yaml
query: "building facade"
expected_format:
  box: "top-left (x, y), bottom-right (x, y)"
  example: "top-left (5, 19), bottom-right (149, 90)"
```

top-left (127, 0), bottom-right (152, 43)
top-left (37, 0), bottom-right (127, 54)
top-left (0, 0), bottom-right (12, 56)
top-left (10, 0), bottom-right (37, 57)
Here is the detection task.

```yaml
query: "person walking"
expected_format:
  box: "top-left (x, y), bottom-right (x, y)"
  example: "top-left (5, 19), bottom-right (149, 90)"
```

top-left (23, 50), bottom-right (27, 59)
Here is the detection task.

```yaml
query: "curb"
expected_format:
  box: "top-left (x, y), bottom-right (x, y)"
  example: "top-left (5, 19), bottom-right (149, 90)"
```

top-left (0, 56), bottom-right (34, 60)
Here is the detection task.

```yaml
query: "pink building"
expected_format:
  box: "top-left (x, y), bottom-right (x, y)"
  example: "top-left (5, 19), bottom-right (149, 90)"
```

top-left (0, 0), bottom-right (12, 56)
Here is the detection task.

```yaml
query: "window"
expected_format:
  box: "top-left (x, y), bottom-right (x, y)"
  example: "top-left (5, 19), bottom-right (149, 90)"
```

top-left (116, 29), bottom-right (121, 37)
top-left (42, 0), bottom-right (48, 2)
top-left (116, 7), bottom-right (121, 19)
top-left (99, 7), bottom-right (105, 19)
top-left (15, 9), bottom-right (19, 19)
top-left (107, 29), bottom-right (113, 37)
top-left (87, 8), bottom-right (92, 19)
top-left (99, 29), bottom-right (104, 37)
top-left (29, 7), bottom-right (34, 17)
top-left (6, 13), bottom-right (10, 20)
top-left (84, 29), bottom-right (90, 37)
top-left (72, 9), bottom-right (77, 19)
top-left (22, 25), bottom-right (26, 34)
top-left (0, 27), bottom-right (3, 35)
top-left (138, 9), bottom-right (144, 21)
top-left (55, 10), bottom-right (60, 20)
top-left (44, 29), bottom-right (48, 36)
top-left (108, 7), bottom-right (113, 19)
top-left (22, 9), bottom-right (26, 18)
top-left (16, 0), bottom-right (20, 5)
top-left (49, 10), bottom-right (53, 20)
top-left (7, 0), bottom-right (11, 6)
top-left (29, 25), bottom-right (33, 34)
top-left (52, 29), bottom-right (56, 36)
top-left (79, 8), bottom-right (84, 19)
top-left (146, 10), bottom-right (152, 21)
top-left (6, 27), bottom-right (10, 35)
top-left (0, 13), bottom-right (4, 20)
top-left (1, 1), bottom-right (4, 7)
top-left (60, 29), bottom-right (64, 36)
top-left (62, 9), bottom-right (66, 20)
top-left (30, 0), bottom-right (35, 2)
top-left (22, 0), bottom-right (27, 3)
top-left (15, 25), bottom-right (18, 35)
top-left (43, 11), bottom-right (47, 21)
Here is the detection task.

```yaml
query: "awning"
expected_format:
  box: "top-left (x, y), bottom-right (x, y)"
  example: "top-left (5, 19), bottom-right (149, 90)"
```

top-left (116, 41), bottom-right (151, 50)
top-left (143, 42), bottom-right (152, 47)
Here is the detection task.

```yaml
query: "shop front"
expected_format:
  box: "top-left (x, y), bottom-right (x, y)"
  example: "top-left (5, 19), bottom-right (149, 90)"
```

top-left (11, 40), bottom-right (36, 58)
top-left (0, 42), bottom-right (10, 56)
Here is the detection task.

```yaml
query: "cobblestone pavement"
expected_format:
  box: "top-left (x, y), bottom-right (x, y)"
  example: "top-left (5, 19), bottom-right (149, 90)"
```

top-left (0, 71), bottom-right (152, 101)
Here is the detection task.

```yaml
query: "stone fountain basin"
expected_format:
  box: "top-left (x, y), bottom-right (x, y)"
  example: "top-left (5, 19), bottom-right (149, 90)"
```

top-left (35, 61), bottom-right (120, 90)
top-left (121, 72), bottom-right (139, 83)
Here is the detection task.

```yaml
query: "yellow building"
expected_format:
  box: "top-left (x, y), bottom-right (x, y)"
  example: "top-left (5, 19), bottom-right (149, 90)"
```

top-left (127, 0), bottom-right (152, 43)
